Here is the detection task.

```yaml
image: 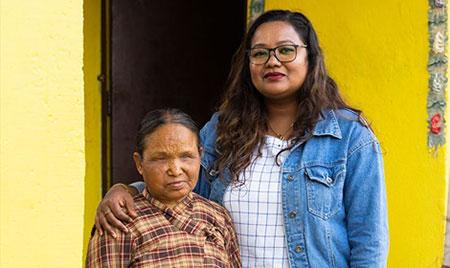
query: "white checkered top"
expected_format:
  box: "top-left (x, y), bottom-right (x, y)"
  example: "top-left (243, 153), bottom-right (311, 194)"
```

top-left (223, 135), bottom-right (292, 268)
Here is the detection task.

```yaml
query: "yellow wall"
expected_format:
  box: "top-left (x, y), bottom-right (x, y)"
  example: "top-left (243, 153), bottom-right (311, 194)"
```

top-left (83, 0), bottom-right (102, 262)
top-left (265, 0), bottom-right (448, 266)
top-left (0, 0), bottom-right (101, 266)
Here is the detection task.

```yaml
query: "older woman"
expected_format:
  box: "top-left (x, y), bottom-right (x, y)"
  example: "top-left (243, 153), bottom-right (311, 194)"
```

top-left (86, 109), bottom-right (241, 267)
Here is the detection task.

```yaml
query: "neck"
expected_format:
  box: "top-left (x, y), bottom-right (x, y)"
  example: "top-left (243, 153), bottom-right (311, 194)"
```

top-left (265, 98), bottom-right (298, 122)
top-left (264, 98), bottom-right (298, 139)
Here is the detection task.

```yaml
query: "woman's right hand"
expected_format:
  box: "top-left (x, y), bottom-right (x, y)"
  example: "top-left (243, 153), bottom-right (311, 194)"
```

top-left (94, 184), bottom-right (138, 238)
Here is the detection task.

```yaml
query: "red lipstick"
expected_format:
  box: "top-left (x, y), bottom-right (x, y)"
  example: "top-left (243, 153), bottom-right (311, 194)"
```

top-left (264, 72), bottom-right (285, 80)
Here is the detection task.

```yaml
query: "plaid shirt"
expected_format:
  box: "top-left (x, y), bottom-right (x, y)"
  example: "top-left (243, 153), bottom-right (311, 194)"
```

top-left (86, 189), bottom-right (241, 268)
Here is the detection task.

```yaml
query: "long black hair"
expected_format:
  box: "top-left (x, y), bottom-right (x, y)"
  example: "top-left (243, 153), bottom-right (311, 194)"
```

top-left (215, 10), bottom-right (358, 182)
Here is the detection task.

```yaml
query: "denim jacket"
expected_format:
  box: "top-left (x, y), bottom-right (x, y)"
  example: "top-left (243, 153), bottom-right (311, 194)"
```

top-left (194, 109), bottom-right (389, 268)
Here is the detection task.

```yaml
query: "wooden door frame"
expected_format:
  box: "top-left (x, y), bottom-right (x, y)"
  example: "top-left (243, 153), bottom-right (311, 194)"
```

top-left (99, 0), bottom-right (248, 194)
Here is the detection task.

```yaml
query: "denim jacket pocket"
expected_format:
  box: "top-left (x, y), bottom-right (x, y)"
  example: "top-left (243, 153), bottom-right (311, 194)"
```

top-left (305, 164), bottom-right (345, 220)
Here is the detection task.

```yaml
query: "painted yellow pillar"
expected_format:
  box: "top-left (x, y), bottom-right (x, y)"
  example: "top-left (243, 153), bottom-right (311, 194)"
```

top-left (0, 0), bottom-right (99, 266)
top-left (264, 1), bottom-right (448, 266)
top-left (83, 0), bottom-right (102, 262)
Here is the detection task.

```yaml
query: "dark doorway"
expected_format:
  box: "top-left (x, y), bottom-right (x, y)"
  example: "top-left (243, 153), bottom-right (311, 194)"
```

top-left (104, 1), bottom-right (247, 187)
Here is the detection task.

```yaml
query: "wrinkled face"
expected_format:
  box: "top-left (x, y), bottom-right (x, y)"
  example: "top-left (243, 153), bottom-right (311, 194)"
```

top-left (133, 123), bottom-right (201, 207)
top-left (250, 21), bottom-right (308, 102)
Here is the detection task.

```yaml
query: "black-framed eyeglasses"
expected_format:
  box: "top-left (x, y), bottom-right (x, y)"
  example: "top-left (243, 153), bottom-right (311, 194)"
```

top-left (247, 44), bottom-right (307, 65)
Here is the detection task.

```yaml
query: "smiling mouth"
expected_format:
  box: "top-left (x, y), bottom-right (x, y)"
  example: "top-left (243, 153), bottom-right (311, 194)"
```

top-left (264, 72), bottom-right (285, 79)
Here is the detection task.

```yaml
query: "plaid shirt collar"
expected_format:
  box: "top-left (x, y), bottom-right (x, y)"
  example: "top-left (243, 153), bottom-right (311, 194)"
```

top-left (143, 187), bottom-right (194, 216)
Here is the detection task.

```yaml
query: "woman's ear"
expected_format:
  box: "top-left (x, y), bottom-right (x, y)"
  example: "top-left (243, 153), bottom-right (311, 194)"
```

top-left (133, 152), bottom-right (143, 175)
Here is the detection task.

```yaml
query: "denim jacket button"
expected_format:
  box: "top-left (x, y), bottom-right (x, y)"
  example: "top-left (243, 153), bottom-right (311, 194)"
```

top-left (209, 169), bottom-right (219, 176)
top-left (289, 211), bottom-right (297, 218)
top-left (287, 175), bottom-right (294, 181)
top-left (295, 245), bottom-right (303, 253)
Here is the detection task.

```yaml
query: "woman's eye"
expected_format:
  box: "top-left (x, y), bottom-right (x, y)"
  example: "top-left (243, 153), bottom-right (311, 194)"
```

top-left (252, 50), bottom-right (269, 58)
top-left (278, 46), bottom-right (295, 55)
top-left (180, 154), bottom-right (194, 159)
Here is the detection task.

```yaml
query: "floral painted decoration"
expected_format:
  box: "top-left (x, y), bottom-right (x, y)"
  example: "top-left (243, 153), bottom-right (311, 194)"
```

top-left (428, 0), bottom-right (447, 153)
top-left (430, 113), bottom-right (443, 134)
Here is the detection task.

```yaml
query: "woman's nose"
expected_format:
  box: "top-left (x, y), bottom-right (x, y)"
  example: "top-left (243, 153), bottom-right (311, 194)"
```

top-left (167, 159), bottom-right (182, 176)
top-left (265, 51), bottom-right (281, 66)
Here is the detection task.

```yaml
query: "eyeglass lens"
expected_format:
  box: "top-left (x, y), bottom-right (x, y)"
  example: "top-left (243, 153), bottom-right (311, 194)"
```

top-left (249, 45), bottom-right (297, 64)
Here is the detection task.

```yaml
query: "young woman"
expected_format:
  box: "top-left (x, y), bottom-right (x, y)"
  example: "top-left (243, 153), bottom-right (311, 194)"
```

top-left (95, 10), bottom-right (388, 267)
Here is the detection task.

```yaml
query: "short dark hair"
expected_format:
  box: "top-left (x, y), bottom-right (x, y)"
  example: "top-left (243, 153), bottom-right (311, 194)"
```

top-left (135, 108), bottom-right (200, 156)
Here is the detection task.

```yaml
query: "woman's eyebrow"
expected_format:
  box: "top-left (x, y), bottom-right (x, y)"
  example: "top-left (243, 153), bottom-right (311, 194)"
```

top-left (251, 43), bottom-right (267, 48)
top-left (276, 40), bottom-right (296, 45)
top-left (251, 40), bottom-right (296, 48)
top-left (148, 151), bottom-right (168, 157)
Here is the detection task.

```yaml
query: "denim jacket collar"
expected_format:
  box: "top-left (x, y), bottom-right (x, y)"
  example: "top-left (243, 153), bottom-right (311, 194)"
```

top-left (312, 110), bottom-right (342, 139)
